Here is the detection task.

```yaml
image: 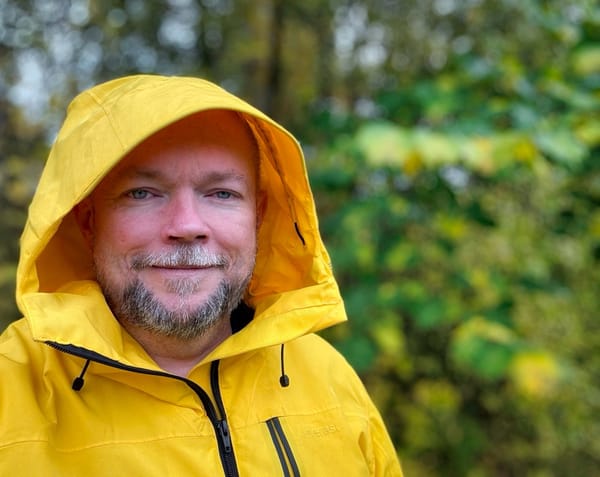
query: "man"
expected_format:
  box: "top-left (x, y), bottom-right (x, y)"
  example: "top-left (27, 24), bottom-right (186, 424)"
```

top-left (0, 75), bottom-right (402, 476)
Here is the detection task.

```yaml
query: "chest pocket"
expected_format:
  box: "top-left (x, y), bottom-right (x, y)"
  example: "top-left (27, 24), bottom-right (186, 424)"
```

top-left (266, 417), bottom-right (301, 477)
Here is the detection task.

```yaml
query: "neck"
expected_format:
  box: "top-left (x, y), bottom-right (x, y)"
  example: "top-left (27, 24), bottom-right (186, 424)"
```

top-left (123, 318), bottom-right (232, 377)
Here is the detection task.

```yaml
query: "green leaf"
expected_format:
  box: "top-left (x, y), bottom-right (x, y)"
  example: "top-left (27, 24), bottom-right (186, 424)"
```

top-left (337, 335), bottom-right (377, 372)
top-left (450, 317), bottom-right (519, 380)
top-left (354, 122), bottom-right (412, 167)
top-left (535, 129), bottom-right (587, 168)
top-left (413, 300), bottom-right (447, 330)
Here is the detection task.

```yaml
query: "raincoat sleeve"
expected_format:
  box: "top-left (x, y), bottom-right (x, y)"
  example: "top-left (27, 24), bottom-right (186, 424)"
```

top-left (366, 396), bottom-right (404, 476)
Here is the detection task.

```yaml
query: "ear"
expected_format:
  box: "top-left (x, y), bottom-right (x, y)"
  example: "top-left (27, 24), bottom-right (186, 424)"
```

top-left (73, 198), bottom-right (95, 250)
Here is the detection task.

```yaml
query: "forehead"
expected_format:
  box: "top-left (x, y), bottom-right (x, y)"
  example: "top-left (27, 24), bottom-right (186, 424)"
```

top-left (101, 110), bottom-right (259, 185)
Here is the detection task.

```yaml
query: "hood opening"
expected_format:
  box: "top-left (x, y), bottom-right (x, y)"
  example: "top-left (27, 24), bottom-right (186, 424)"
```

top-left (17, 75), bottom-right (346, 353)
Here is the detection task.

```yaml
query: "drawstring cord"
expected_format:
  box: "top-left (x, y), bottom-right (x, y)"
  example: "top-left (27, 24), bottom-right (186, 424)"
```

top-left (279, 344), bottom-right (290, 388)
top-left (70, 347), bottom-right (290, 391)
top-left (72, 359), bottom-right (91, 391)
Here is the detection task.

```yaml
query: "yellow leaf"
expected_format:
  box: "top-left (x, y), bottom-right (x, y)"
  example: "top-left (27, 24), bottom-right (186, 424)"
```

top-left (371, 317), bottom-right (405, 356)
top-left (436, 214), bottom-right (468, 240)
top-left (402, 151), bottom-right (423, 176)
top-left (575, 119), bottom-right (600, 147)
top-left (590, 211), bottom-right (600, 238)
top-left (510, 350), bottom-right (560, 399)
top-left (461, 136), bottom-right (495, 175)
top-left (513, 138), bottom-right (538, 164)
top-left (572, 45), bottom-right (600, 75)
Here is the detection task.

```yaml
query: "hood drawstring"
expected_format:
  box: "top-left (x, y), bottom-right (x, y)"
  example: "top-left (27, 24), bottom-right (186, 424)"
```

top-left (71, 347), bottom-right (290, 390)
top-left (279, 344), bottom-right (290, 388)
top-left (72, 359), bottom-right (91, 391)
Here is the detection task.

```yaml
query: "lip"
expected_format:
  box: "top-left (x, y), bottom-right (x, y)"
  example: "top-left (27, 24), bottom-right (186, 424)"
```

top-left (151, 265), bottom-right (214, 270)
top-left (148, 265), bottom-right (218, 275)
top-left (144, 265), bottom-right (220, 277)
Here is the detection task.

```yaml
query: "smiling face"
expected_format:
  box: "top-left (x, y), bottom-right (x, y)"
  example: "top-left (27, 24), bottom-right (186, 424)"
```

top-left (76, 110), bottom-right (260, 340)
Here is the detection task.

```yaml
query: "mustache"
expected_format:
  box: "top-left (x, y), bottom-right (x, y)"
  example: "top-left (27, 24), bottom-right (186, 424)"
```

top-left (130, 247), bottom-right (228, 270)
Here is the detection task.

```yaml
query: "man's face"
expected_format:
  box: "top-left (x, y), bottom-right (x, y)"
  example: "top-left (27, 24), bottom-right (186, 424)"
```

top-left (76, 111), bottom-right (260, 340)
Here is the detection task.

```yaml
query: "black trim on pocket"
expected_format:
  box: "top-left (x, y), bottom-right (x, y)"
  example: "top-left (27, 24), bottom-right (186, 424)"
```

top-left (266, 417), bottom-right (300, 477)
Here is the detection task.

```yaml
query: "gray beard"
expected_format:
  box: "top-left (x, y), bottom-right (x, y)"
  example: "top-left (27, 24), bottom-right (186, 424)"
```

top-left (106, 278), bottom-right (245, 341)
top-left (96, 248), bottom-right (252, 341)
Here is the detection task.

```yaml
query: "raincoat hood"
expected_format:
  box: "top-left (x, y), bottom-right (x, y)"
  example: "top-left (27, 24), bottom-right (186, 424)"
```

top-left (16, 74), bottom-right (346, 365)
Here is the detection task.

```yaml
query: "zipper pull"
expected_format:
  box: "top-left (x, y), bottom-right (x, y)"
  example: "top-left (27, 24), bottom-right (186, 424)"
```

top-left (217, 420), bottom-right (233, 453)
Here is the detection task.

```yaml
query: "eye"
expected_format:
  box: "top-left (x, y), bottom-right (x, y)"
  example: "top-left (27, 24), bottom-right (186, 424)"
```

top-left (127, 189), bottom-right (152, 200)
top-left (213, 190), bottom-right (233, 199)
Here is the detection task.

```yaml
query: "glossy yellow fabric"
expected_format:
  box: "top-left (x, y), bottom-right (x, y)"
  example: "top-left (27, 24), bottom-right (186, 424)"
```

top-left (0, 75), bottom-right (402, 476)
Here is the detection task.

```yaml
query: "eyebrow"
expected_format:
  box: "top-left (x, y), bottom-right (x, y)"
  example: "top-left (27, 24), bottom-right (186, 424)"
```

top-left (202, 171), bottom-right (248, 184)
top-left (121, 167), bottom-right (249, 186)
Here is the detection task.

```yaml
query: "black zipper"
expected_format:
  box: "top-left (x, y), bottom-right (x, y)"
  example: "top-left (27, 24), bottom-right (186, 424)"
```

top-left (46, 341), bottom-right (239, 477)
top-left (210, 360), bottom-right (238, 476)
top-left (266, 417), bottom-right (300, 477)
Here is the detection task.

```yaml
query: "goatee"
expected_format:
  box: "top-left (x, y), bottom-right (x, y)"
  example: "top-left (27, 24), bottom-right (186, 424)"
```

top-left (95, 246), bottom-right (252, 341)
top-left (108, 278), bottom-right (246, 340)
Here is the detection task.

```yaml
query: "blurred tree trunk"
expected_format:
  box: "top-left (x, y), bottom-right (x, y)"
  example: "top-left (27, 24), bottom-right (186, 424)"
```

top-left (197, 4), bottom-right (215, 70)
top-left (314, 14), bottom-right (334, 102)
top-left (264, 0), bottom-right (284, 119)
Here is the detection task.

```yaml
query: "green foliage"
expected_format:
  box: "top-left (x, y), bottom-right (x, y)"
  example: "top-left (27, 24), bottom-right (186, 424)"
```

top-left (309, 6), bottom-right (600, 470)
top-left (1, 0), bottom-right (599, 475)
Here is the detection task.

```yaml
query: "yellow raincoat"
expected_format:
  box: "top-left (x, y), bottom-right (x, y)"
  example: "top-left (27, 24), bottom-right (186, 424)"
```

top-left (0, 75), bottom-right (402, 476)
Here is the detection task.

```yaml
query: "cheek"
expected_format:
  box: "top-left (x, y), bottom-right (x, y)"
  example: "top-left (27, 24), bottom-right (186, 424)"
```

top-left (93, 213), bottom-right (152, 254)
top-left (219, 215), bottom-right (258, 256)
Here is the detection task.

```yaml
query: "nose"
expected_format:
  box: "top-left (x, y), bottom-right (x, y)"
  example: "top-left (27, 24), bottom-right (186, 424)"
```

top-left (162, 190), bottom-right (209, 242)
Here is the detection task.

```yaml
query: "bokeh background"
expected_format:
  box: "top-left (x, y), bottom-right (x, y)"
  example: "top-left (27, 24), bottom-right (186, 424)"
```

top-left (1, 1), bottom-right (599, 475)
